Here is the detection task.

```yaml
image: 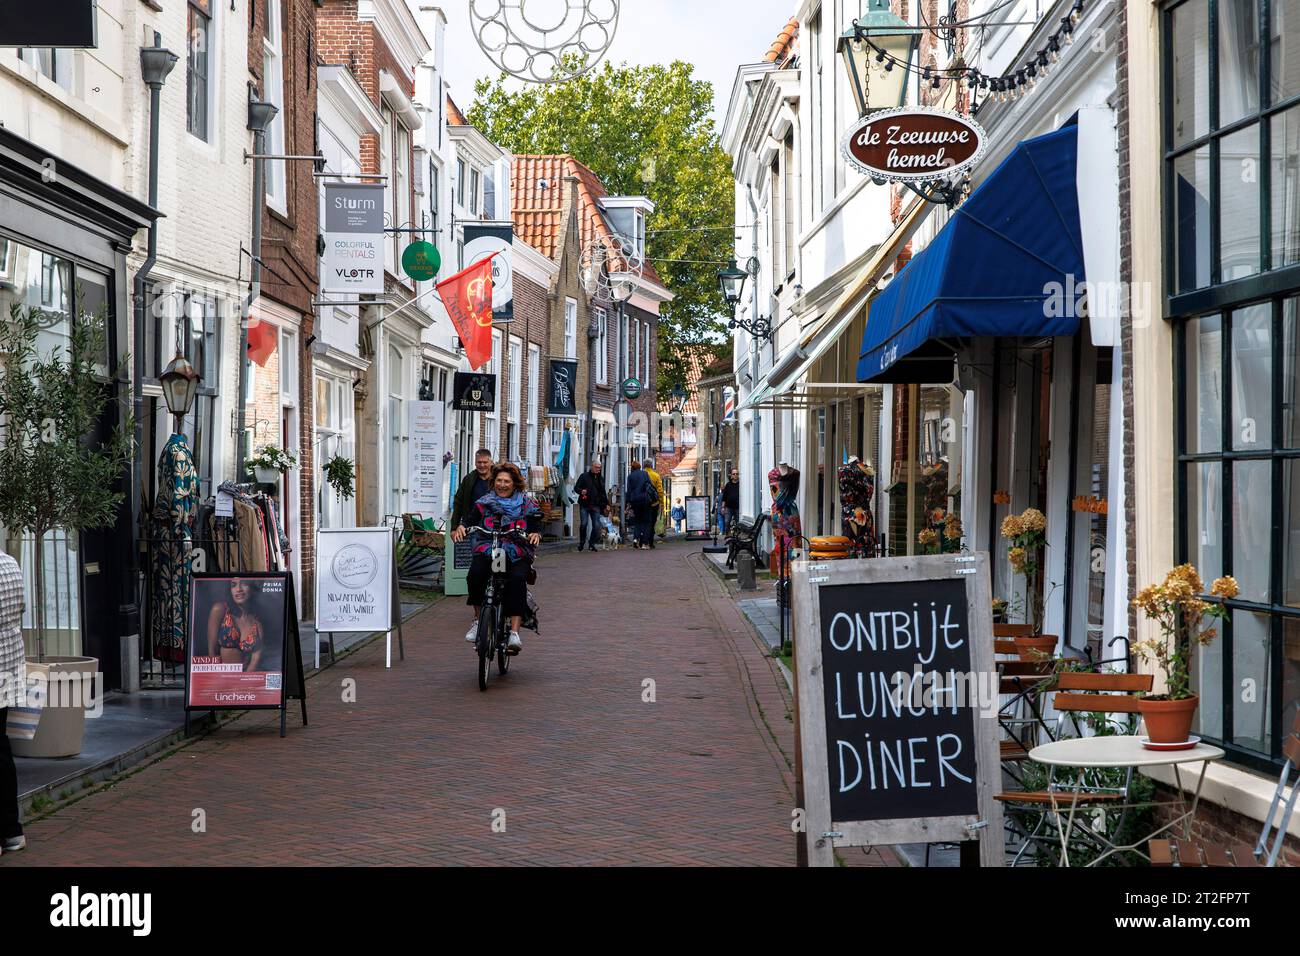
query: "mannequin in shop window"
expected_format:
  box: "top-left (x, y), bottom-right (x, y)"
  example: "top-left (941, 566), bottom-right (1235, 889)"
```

top-left (838, 455), bottom-right (877, 557)
top-left (768, 463), bottom-right (801, 574)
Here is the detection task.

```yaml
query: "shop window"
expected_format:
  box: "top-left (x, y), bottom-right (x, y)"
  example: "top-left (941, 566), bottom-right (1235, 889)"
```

top-left (1176, 296), bottom-right (1300, 769)
top-left (1166, 0), bottom-right (1300, 295)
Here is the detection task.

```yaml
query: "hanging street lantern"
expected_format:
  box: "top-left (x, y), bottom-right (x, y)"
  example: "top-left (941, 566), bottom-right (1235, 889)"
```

top-left (159, 352), bottom-right (201, 426)
top-left (716, 259), bottom-right (748, 308)
top-left (839, 0), bottom-right (921, 115)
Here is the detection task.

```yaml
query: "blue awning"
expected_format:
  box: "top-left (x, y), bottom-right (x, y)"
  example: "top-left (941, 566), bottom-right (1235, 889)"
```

top-left (857, 125), bottom-right (1085, 383)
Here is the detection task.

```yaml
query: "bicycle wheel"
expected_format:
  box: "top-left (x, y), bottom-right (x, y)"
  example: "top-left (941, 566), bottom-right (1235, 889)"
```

top-left (497, 628), bottom-right (510, 676)
top-left (476, 606), bottom-right (496, 692)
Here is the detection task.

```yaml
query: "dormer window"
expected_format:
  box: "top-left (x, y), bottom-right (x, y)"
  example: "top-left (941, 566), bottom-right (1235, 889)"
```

top-left (600, 196), bottom-right (656, 261)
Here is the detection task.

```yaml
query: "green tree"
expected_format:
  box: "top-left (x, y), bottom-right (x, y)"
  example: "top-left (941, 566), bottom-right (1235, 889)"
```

top-left (468, 60), bottom-right (733, 399)
top-left (0, 303), bottom-right (131, 660)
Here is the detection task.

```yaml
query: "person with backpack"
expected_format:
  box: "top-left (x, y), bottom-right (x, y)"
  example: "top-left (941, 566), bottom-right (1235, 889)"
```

top-left (625, 460), bottom-right (654, 550)
top-left (643, 459), bottom-right (665, 549)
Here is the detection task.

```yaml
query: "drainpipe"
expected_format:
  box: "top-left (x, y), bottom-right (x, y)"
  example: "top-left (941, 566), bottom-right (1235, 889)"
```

top-left (129, 38), bottom-right (178, 666)
top-left (239, 99), bottom-right (279, 478)
top-left (746, 187), bottom-right (762, 528)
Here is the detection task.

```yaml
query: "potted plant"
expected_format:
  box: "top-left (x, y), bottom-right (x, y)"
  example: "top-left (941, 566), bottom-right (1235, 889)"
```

top-left (323, 455), bottom-right (355, 501)
top-left (1132, 564), bottom-right (1238, 743)
top-left (1001, 507), bottom-right (1058, 660)
top-left (247, 444), bottom-right (298, 485)
top-left (0, 302), bottom-right (131, 757)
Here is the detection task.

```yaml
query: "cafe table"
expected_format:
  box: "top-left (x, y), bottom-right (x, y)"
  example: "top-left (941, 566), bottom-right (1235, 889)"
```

top-left (1028, 735), bottom-right (1224, 867)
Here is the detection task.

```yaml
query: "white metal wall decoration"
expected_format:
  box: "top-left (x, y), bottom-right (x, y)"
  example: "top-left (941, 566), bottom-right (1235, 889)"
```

top-left (579, 232), bottom-right (643, 303)
top-left (470, 0), bottom-right (620, 84)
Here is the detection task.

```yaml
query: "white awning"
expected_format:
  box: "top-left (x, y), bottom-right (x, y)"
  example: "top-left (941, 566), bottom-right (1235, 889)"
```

top-left (738, 198), bottom-right (932, 412)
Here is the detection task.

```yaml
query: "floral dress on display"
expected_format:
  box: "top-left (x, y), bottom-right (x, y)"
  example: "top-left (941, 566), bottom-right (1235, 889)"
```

top-left (149, 434), bottom-right (199, 663)
top-left (838, 460), bottom-right (877, 556)
top-left (768, 467), bottom-right (802, 573)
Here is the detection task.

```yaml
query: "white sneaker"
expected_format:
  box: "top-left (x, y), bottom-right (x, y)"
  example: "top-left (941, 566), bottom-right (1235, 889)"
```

top-left (465, 622), bottom-right (478, 643)
top-left (507, 631), bottom-right (523, 654)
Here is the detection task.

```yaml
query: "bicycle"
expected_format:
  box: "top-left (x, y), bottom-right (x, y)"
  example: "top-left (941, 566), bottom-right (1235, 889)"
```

top-left (464, 525), bottom-right (530, 692)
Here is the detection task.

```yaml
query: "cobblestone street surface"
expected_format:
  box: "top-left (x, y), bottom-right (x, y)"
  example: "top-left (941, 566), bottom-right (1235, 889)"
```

top-left (4, 542), bottom-right (901, 867)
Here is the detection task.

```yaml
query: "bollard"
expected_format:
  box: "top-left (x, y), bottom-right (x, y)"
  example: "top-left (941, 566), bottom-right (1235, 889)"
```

top-left (736, 550), bottom-right (758, 590)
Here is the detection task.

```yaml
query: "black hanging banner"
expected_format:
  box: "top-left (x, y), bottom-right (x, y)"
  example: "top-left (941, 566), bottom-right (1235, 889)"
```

top-left (453, 372), bottom-right (496, 412)
top-left (0, 0), bottom-right (98, 48)
top-left (547, 359), bottom-right (579, 417)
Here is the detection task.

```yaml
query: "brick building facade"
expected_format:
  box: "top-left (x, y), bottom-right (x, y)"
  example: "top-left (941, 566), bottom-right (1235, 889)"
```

top-left (248, 0), bottom-right (321, 613)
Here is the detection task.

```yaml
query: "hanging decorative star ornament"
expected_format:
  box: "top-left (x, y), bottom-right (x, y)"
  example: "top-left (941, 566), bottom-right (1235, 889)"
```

top-left (580, 232), bottom-right (643, 303)
top-left (470, 0), bottom-right (621, 84)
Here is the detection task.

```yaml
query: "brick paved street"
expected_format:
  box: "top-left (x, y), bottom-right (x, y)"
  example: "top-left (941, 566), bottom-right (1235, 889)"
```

top-left (1, 542), bottom-right (873, 867)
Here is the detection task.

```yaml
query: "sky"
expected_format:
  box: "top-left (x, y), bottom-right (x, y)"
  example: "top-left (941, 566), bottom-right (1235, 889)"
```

top-left (440, 0), bottom-right (799, 127)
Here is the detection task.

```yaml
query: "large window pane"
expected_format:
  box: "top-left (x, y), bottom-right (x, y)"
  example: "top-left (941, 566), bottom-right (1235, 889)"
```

top-left (1284, 618), bottom-right (1300, 733)
top-left (1172, 0), bottom-right (1211, 148)
top-left (1192, 623), bottom-right (1224, 738)
top-left (1187, 460), bottom-right (1224, 582)
top-left (1185, 313), bottom-right (1223, 452)
top-left (1231, 303), bottom-right (1273, 448)
top-left (1271, 105), bottom-right (1300, 268)
top-left (1233, 459), bottom-right (1273, 603)
top-left (1287, 299), bottom-right (1300, 446)
top-left (1174, 148), bottom-right (1212, 291)
top-left (1220, 0), bottom-right (1261, 126)
top-left (1285, 460), bottom-right (1300, 608)
top-left (1220, 124), bottom-right (1262, 280)
top-left (1232, 610), bottom-right (1274, 754)
top-left (1271, 0), bottom-right (1300, 105)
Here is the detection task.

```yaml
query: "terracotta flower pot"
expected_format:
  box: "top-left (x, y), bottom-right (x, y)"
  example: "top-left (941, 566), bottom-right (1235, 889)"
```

top-left (1014, 635), bottom-right (1058, 661)
top-left (1139, 695), bottom-right (1199, 744)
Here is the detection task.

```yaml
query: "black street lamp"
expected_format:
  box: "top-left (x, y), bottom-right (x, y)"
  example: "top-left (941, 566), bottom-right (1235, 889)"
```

top-left (717, 258), bottom-right (748, 307)
top-left (159, 351), bottom-right (200, 431)
top-left (838, 0), bottom-right (921, 115)
top-left (717, 258), bottom-right (771, 342)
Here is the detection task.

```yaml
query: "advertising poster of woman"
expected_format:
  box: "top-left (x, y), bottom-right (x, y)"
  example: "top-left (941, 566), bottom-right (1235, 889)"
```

top-left (186, 574), bottom-right (289, 710)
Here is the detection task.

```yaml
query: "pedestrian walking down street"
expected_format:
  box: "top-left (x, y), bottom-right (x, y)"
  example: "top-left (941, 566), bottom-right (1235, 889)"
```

top-left (625, 460), bottom-right (655, 550)
top-left (721, 467), bottom-right (740, 537)
top-left (643, 459), bottom-right (665, 549)
top-left (574, 460), bottom-right (609, 552)
top-left (671, 498), bottom-right (686, 533)
top-left (0, 550), bottom-right (27, 857)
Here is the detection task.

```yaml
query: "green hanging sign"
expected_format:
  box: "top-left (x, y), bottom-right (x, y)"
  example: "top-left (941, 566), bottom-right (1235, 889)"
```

top-left (621, 377), bottom-right (643, 400)
top-left (402, 241), bottom-right (441, 282)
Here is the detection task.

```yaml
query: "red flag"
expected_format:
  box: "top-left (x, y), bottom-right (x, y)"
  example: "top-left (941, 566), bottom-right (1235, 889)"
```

top-left (437, 254), bottom-right (496, 371)
top-left (246, 318), bottom-right (278, 368)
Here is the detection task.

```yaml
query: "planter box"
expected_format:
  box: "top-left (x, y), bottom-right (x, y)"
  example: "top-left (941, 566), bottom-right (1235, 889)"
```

top-left (11, 656), bottom-right (98, 758)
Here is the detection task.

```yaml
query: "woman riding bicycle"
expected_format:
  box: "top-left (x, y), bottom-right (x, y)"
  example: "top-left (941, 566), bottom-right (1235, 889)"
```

top-left (451, 462), bottom-right (542, 654)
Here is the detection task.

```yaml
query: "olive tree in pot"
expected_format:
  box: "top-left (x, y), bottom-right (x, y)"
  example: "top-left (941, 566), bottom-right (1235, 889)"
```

top-left (0, 302), bottom-right (131, 757)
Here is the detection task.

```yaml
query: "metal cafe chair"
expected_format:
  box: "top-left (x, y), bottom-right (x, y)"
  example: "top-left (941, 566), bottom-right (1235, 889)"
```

top-left (997, 669), bottom-right (1154, 866)
top-left (1150, 709), bottom-right (1300, 867)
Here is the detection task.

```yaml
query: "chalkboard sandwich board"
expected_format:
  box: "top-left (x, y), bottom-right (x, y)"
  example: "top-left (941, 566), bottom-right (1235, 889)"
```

top-left (790, 552), bottom-right (1002, 866)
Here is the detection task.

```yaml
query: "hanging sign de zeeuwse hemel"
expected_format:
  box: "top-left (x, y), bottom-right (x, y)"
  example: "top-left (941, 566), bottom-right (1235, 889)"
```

top-left (841, 107), bottom-right (987, 183)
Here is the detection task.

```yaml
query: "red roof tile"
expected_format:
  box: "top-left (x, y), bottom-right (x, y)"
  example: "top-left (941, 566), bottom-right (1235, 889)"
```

top-left (511, 154), bottom-right (665, 288)
top-left (765, 16), bottom-right (799, 66)
top-left (446, 95), bottom-right (467, 127)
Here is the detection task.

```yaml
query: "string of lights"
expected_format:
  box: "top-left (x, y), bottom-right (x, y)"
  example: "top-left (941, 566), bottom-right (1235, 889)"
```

top-left (860, 0), bottom-right (1085, 108)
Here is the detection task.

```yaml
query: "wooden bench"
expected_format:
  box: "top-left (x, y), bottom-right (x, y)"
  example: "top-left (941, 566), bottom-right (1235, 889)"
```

top-left (1150, 711), bottom-right (1300, 868)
